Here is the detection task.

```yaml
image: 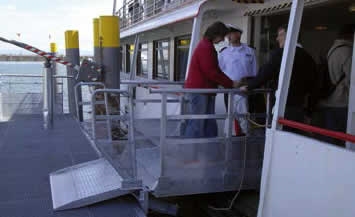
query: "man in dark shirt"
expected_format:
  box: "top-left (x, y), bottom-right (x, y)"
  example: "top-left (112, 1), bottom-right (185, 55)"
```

top-left (239, 25), bottom-right (317, 126)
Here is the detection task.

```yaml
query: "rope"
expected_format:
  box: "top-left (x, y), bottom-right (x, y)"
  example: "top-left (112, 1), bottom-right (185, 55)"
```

top-left (208, 136), bottom-right (247, 211)
top-left (248, 117), bottom-right (265, 128)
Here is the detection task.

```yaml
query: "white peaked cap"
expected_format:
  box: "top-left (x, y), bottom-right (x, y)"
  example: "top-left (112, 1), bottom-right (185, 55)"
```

top-left (226, 24), bottom-right (243, 34)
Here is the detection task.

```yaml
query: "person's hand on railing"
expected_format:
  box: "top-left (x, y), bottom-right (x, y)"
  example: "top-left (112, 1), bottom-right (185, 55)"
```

top-left (232, 80), bottom-right (248, 89)
top-left (233, 80), bottom-right (241, 88)
top-left (239, 86), bottom-right (248, 92)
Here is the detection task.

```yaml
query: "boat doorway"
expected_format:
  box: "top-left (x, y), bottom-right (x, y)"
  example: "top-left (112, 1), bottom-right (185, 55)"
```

top-left (251, 0), bottom-right (355, 65)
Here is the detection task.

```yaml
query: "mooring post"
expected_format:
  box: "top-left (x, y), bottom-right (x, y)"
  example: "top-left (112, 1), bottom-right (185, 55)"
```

top-left (43, 58), bottom-right (54, 129)
top-left (65, 30), bottom-right (82, 120)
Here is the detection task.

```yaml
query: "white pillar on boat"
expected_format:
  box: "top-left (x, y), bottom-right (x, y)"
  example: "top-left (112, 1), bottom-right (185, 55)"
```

top-left (257, 1), bottom-right (305, 217)
top-left (271, 0), bottom-right (304, 130)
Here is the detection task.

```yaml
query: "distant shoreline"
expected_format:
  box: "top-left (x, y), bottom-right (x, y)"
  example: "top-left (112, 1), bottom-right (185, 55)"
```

top-left (0, 55), bottom-right (93, 62)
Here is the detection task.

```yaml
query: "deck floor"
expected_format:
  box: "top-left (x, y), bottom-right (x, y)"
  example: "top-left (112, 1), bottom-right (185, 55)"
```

top-left (0, 113), bottom-right (144, 217)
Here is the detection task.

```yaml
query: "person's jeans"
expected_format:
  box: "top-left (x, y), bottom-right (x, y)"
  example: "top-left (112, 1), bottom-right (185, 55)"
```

top-left (183, 94), bottom-right (217, 138)
top-left (283, 106), bottom-right (306, 135)
top-left (321, 106), bottom-right (348, 146)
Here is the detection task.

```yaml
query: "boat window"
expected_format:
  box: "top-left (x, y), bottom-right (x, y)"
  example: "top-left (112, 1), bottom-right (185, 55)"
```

top-left (153, 39), bottom-right (170, 80)
top-left (137, 43), bottom-right (148, 77)
top-left (175, 35), bottom-right (190, 81)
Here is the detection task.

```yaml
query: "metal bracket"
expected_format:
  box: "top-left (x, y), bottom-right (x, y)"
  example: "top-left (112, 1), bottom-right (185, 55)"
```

top-left (121, 179), bottom-right (143, 190)
top-left (79, 59), bottom-right (102, 82)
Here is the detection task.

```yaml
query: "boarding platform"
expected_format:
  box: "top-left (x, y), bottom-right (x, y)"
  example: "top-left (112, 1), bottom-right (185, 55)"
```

top-left (49, 81), bottom-right (272, 213)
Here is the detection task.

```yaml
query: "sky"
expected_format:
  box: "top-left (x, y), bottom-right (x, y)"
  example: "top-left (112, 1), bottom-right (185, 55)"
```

top-left (0, 0), bottom-right (122, 55)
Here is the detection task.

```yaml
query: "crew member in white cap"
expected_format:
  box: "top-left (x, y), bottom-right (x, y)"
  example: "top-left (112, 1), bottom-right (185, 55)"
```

top-left (218, 24), bottom-right (257, 135)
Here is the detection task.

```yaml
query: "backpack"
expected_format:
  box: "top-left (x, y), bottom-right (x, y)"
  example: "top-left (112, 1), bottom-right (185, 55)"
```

top-left (316, 44), bottom-right (349, 99)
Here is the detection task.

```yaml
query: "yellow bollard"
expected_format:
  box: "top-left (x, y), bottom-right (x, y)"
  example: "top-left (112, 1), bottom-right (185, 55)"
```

top-left (99, 16), bottom-right (120, 48)
top-left (98, 16), bottom-right (120, 88)
top-left (93, 18), bottom-right (100, 63)
top-left (50, 42), bottom-right (57, 53)
top-left (64, 30), bottom-right (81, 119)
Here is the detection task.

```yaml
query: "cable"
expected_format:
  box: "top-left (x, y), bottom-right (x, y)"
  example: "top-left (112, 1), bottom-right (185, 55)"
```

top-left (208, 136), bottom-right (247, 211)
top-left (247, 117), bottom-right (265, 128)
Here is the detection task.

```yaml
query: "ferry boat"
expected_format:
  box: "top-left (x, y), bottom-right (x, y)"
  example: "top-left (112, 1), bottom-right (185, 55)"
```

top-left (0, 0), bottom-right (354, 216)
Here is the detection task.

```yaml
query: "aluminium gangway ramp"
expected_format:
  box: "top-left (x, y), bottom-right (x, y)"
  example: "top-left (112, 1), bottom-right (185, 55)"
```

top-left (0, 113), bottom-right (145, 216)
top-left (50, 158), bottom-right (133, 210)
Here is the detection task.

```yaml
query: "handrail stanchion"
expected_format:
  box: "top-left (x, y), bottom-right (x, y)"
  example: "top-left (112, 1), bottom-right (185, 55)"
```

top-left (225, 92), bottom-right (234, 162)
top-left (160, 93), bottom-right (167, 177)
top-left (128, 90), bottom-right (137, 179)
top-left (43, 58), bottom-right (54, 129)
top-left (103, 91), bottom-right (112, 142)
top-left (74, 82), bottom-right (106, 121)
top-left (74, 82), bottom-right (80, 120)
top-left (91, 91), bottom-right (97, 140)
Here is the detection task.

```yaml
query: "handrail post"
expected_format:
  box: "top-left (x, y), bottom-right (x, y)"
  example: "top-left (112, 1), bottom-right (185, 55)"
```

top-left (43, 58), bottom-right (54, 129)
top-left (91, 91), bottom-right (97, 140)
top-left (75, 82), bottom-right (106, 122)
top-left (160, 93), bottom-right (167, 177)
top-left (74, 82), bottom-right (81, 120)
top-left (128, 91), bottom-right (137, 179)
top-left (225, 92), bottom-right (233, 162)
top-left (104, 92), bottom-right (112, 141)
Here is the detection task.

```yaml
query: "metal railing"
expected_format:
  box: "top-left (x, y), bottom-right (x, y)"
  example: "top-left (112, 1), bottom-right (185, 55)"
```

top-left (74, 82), bottom-right (106, 121)
top-left (91, 89), bottom-right (122, 141)
top-left (149, 88), bottom-right (273, 177)
top-left (0, 73), bottom-right (65, 119)
top-left (90, 88), bottom-right (139, 185)
top-left (116, 0), bottom-right (199, 29)
top-left (75, 81), bottom-right (272, 189)
top-left (278, 118), bottom-right (355, 143)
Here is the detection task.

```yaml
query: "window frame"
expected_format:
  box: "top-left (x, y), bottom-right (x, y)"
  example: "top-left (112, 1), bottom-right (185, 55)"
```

top-left (137, 42), bottom-right (149, 78)
top-left (153, 38), bottom-right (170, 80)
top-left (174, 35), bottom-right (191, 81)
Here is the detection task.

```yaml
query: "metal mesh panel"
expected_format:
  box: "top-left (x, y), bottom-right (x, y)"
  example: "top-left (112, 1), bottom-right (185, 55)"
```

top-left (0, 73), bottom-right (64, 120)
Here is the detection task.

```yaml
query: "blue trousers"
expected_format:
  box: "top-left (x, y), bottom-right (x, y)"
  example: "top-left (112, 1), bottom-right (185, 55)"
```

top-left (183, 94), bottom-right (218, 138)
top-left (322, 107), bottom-right (348, 146)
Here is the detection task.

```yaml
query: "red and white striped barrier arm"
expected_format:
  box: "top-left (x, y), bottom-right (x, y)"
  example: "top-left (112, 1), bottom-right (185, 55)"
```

top-left (0, 36), bottom-right (102, 78)
top-left (24, 45), bottom-right (80, 71)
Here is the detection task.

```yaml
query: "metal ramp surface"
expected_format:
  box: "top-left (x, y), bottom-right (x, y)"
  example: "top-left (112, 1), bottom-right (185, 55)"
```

top-left (50, 158), bottom-right (133, 210)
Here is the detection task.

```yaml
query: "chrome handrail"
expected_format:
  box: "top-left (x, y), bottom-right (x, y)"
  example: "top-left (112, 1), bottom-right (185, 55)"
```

top-left (150, 88), bottom-right (272, 94)
top-left (154, 88), bottom-right (273, 177)
top-left (74, 82), bottom-right (106, 121)
top-left (91, 88), bottom-right (137, 180)
top-left (121, 80), bottom-right (184, 86)
top-left (0, 73), bottom-right (42, 78)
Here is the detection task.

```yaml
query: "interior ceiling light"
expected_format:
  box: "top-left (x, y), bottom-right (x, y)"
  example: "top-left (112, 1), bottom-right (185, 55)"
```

top-left (315, 26), bottom-right (328, 31)
top-left (349, 3), bottom-right (355, 12)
